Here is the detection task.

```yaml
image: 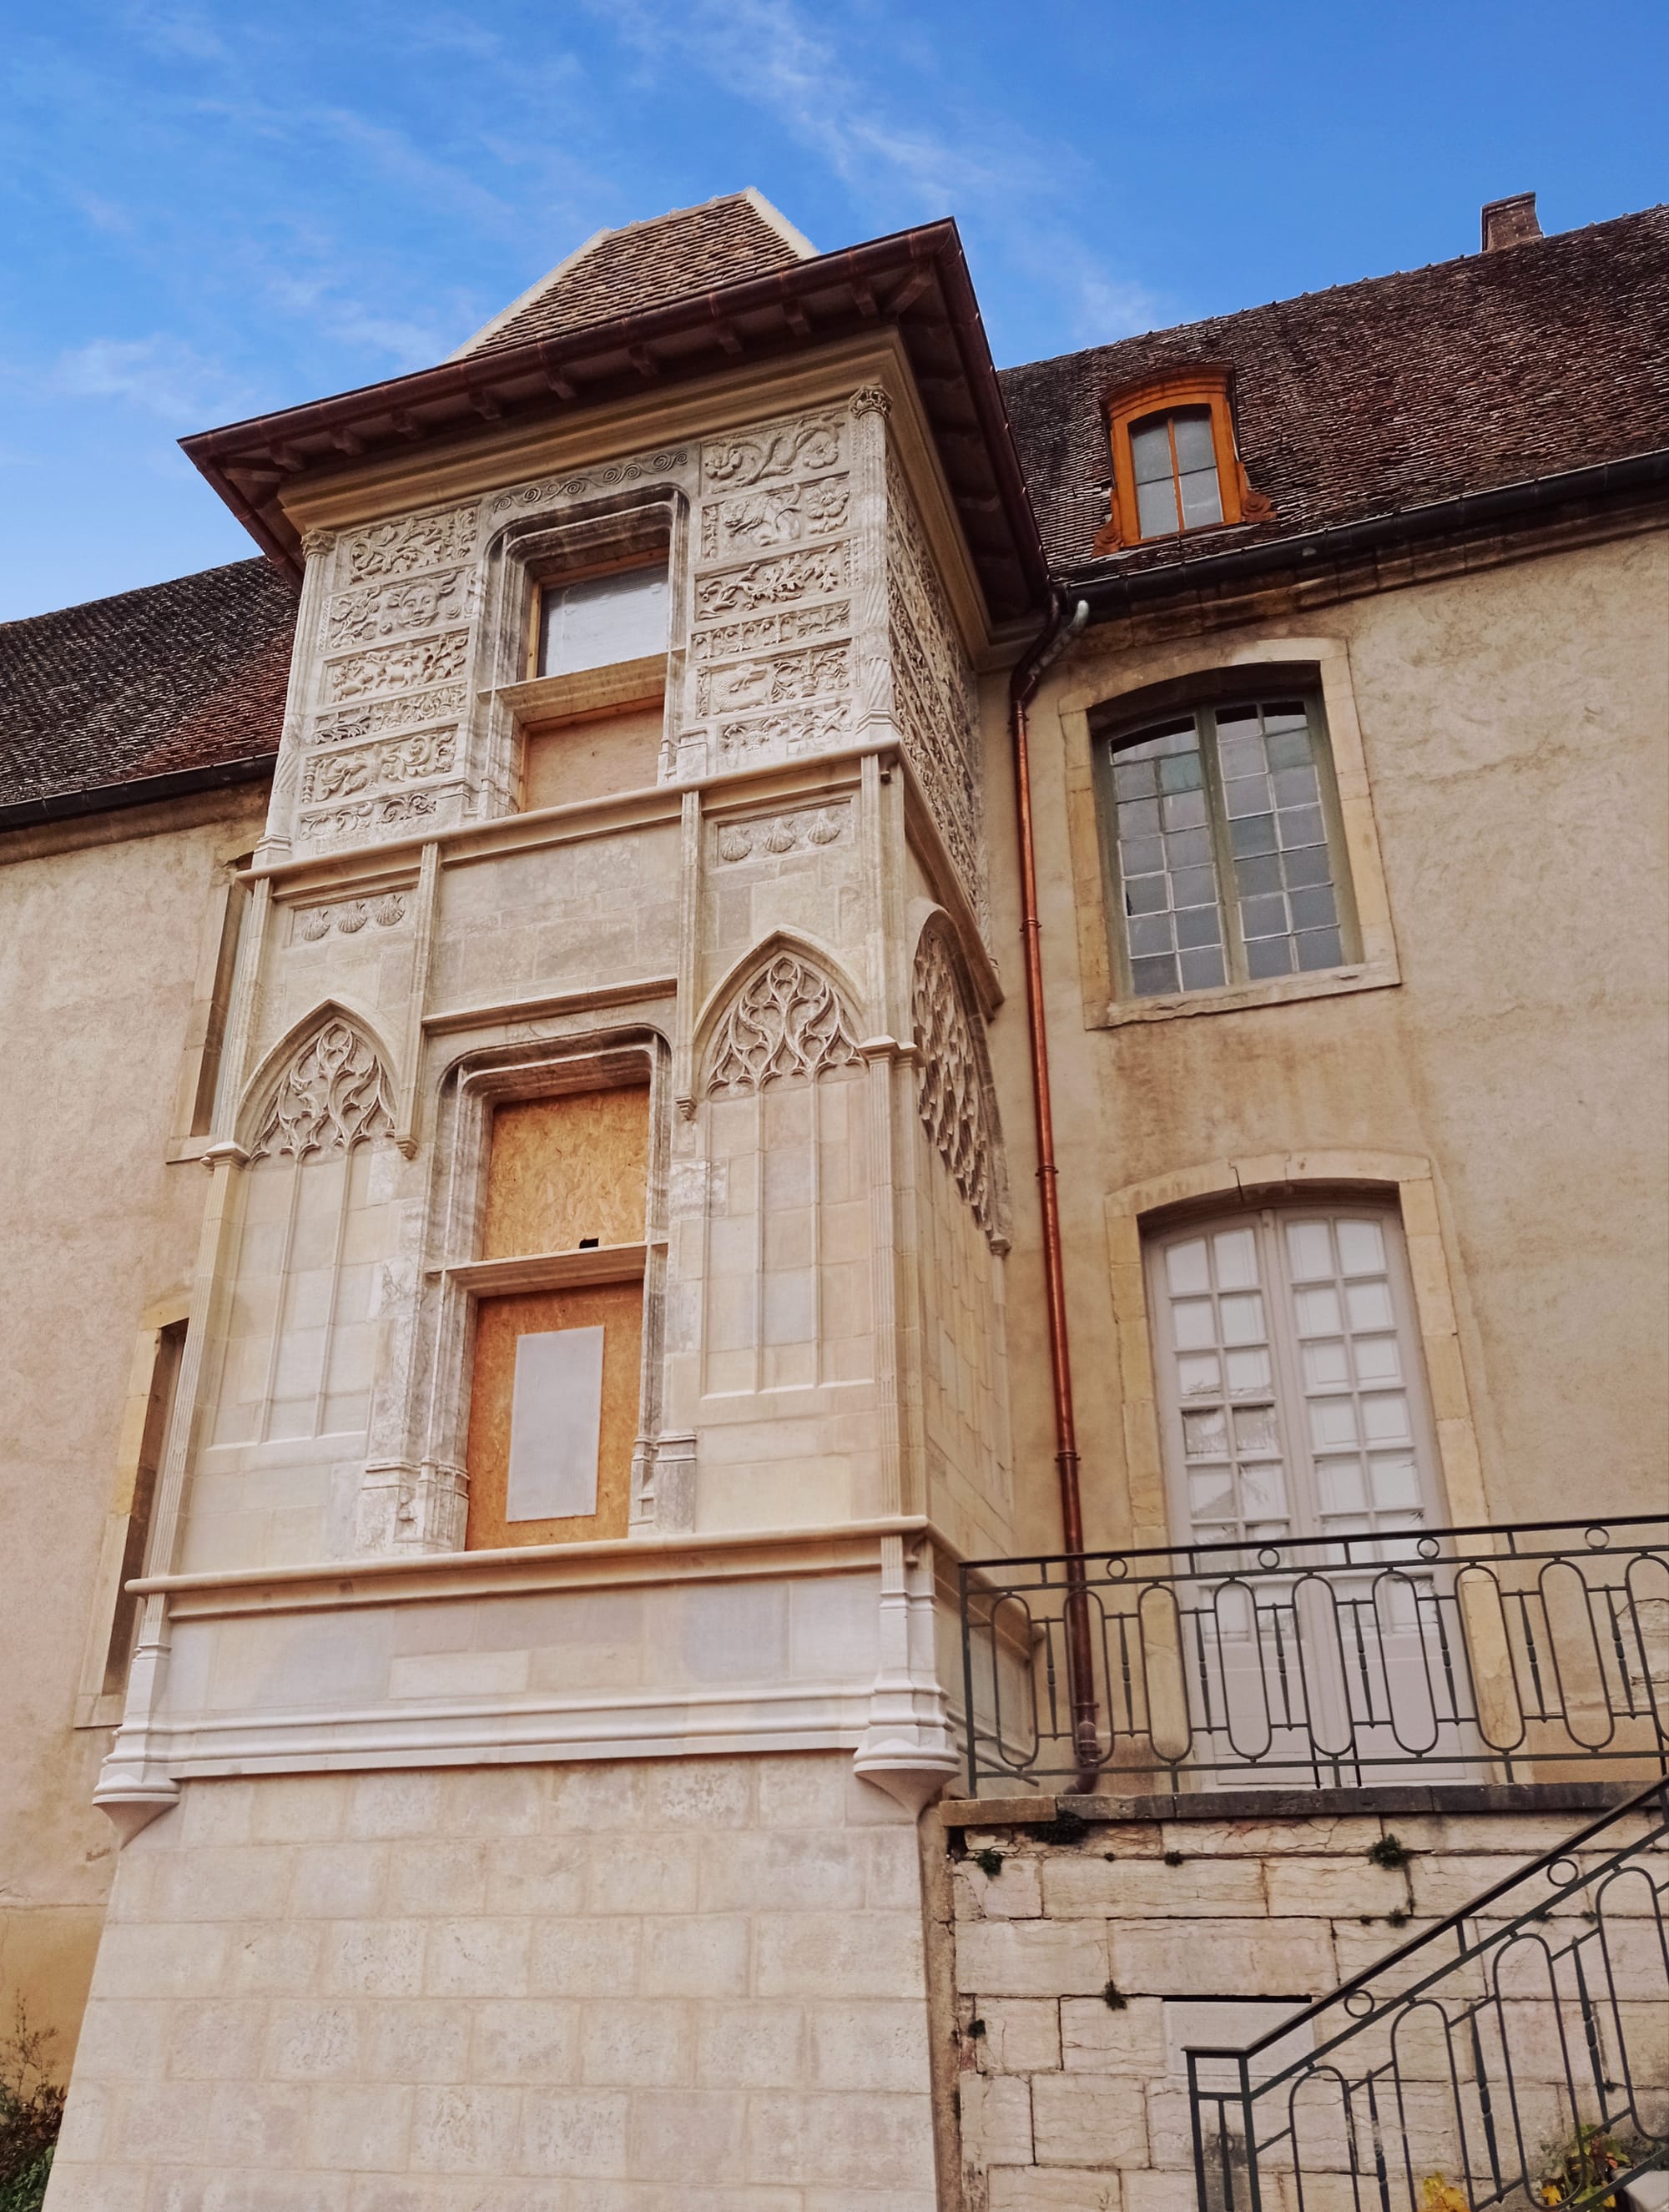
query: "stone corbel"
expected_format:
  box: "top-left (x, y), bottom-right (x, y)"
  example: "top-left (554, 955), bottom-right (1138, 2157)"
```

top-left (93, 1640), bottom-right (181, 1842)
top-left (853, 1533), bottom-right (960, 1814)
top-left (356, 1457), bottom-right (468, 1554)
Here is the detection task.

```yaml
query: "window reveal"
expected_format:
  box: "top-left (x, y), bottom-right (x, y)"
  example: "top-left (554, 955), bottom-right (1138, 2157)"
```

top-left (1107, 697), bottom-right (1352, 999)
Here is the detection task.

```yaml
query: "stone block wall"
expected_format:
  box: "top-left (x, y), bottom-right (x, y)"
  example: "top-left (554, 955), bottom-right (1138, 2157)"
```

top-left (941, 1791), bottom-right (1651, 2212)
top-left (45, 1751), bottom-right (939, 2210)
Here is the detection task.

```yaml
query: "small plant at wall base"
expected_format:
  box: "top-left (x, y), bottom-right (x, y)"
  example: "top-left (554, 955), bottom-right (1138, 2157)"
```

top-left (1534, 2122), bottom-right (1650, 2208)
top-left (0, 2003), bottom-right (63, 2212)
top-left (1368, 1833), bottom-right (1413, 1870)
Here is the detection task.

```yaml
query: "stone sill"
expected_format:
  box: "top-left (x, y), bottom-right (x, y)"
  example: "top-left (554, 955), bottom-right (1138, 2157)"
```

top-left (938, 1777), bottom-right (1655, 1831)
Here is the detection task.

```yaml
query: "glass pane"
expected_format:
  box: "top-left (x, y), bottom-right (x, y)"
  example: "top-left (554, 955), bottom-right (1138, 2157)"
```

top-left (1289, 885), bottom-right (1338, 930)
top-left (1233, 1404), bottom-right (1280, 1454)
top-left (1183, 1408), bottom-right (1228, 1458)
top-left (1130, 419), bottom-right (1174, 483)
top-left (1302, 1338), bottom-right (1350, 1389)
top-left (1171, 410), bottom-right (1216, 471)
top-left (1121, 834), bottom-right (1163, 876)
top-left (1166, 828), bottom-right (1213, 869)
top-left (538, 562), bottom-right (669, 677)
top-left (1172, 1298), bottom-right (1217, 1350)
top-left (1278, 805), bottom-right (1325, 850)
top-left (1239, 1463), bottom-right (1287, 1517)
top-left (1272, 765), bottom-right (1319, 808)
top-left (1177, 1353), bottom-right (1222, 1397)
top-left (1166, 1238), bottom-right (1212, 1295)
top-left (1132, 955), bottom-right (1179, 996)
top-left (1293, 1285), bottom-right (1342, 1335)
top-left (1283, 844), bottom-right (1332, 889)
top-left (1336, 1219), bottom-right (1386, 1273)
top-left (1234, 854), bottom-right (1283, 898)
top-left (1230, 814), bottom-right (1278, 859)
top-left (1124, 873), bottom-right (1167, 915)
top-left (1361, 1393), bottom-right (1412, 1444)
top-left (1178, 466), bottom-right (1224, 529)
top-left (1162, 790), bottom-right (1208, 831)
top-left (1240, 894), bottom-right (1288, 940)
top-left (1127, 914), bottom-right (1174, 955)
top-left (1265, 727), bottom-right (1314, 770)
top-left (1224, 1347), bottom-right (1271, 1393)
top-left (1117, 797), bottom-right (1161, 838)
top-left (1178, 946), bottom-right (1226, 990)
top-left (1212, 1228), bottom-right (1258, 1289)
top-left (1245, 935), bottom-right (1293, 978)
top-left (1159, 752), bottom-right (1203, 793)
top-left (1114, 759), bottom-right (1157, 799)
top-left (1352, 1334), bottom-right (1402, 1383)
top-left (1172, 866), bottom-right (1218, 908)
top-left (1223, 775), bottom-right (1272, 819)
top-left (1296, 926), bottom-right (1344, 971)
top-left (1285, 1221), bottom-right (1333, 1279)
top-left (1175, 905), bottom-right (1222, 950)
top-left (1317, 1459), bottom-right (1367, 1514)
top-left (1137, 476), bottom-right (1179, 538)
top-left (1218, 1292), bottom-right (1265, 1346)
top-left (1344, 1279), bottom-right (1394, 1330)
top-left (1262, 702), bottom-right (1308, 729)
top-left (1309, 1398), bottom-right (1359, 1449)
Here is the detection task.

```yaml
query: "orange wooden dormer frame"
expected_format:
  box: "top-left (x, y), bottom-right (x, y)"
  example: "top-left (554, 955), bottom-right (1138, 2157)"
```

top-left (1094, 368), bottom-right (1273, 554)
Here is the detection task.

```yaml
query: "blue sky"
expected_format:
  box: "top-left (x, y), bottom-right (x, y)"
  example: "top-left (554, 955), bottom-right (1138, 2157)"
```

top-left (3, 0), bottom-right (1664, 620)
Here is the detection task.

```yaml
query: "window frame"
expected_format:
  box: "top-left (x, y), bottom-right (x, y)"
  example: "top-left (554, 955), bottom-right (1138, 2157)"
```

top-left (528, 547), bottom-right (672, 683)
top-left (1097, 684), bottom-right (1363, 1005)
top-left (1096, 370), bottom-right (1272, 552)
top-left (1142, 1197), bottom-right (1446, 1556)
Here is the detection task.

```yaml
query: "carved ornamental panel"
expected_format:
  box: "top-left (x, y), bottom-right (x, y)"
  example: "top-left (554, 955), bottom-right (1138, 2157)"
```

top-left (912, 924), bottom-right (1001, 1245)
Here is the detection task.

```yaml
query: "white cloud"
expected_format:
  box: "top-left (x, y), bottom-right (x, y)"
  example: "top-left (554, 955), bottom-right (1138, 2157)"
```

top-left (53, 336), bottom-right (250, 424)
top-left (587, 0), bottom-right (1160, 350)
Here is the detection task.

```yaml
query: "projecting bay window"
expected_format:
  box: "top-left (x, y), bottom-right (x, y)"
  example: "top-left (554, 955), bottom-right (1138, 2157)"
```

top-left (1102, 694), bottom-right (1358, 1000)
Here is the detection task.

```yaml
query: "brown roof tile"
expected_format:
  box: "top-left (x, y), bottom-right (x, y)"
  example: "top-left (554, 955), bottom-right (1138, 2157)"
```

top-left (461, 190), bottom-right (811, 356)
top-left (0, 559), bottom-right (296, 812)
top-left (1000, 204), bottom-right (1669, 579)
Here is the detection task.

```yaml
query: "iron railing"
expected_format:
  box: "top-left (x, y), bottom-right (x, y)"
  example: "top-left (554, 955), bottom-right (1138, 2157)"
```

top-left (1184, 1777), bottom-right (1669, 2212)
top-left (959, 1517), bottom-right (1669, 1796)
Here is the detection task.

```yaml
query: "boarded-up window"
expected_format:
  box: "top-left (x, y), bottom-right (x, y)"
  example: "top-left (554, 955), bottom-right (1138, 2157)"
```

top-left (466, 1083), bottom-right (650, 1549)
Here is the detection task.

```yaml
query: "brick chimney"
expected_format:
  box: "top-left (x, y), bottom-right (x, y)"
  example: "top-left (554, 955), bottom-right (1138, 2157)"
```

top-left (1481, 192), bottom-right (1543, 251)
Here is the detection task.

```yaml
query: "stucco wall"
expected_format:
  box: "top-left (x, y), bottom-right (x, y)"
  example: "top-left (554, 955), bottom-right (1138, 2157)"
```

top-left (990, 526), bottom-right (1669, 1554)
top-left (0, 791), bottom-right (267, 2054)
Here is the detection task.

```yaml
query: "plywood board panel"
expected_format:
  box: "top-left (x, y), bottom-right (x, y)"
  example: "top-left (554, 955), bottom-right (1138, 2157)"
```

top-left (522, 702), bottom-right (665, 812)
top-left (466, 1282), bottom-right (642, 1548)
top-left (483, 1086), bottom-right (650, 1258)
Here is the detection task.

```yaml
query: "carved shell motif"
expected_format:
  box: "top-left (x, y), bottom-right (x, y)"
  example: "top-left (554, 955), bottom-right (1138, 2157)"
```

top-left (250, 1021), bottom-right (396, 1160)
top-left (707, 955), bottom-right (861, 1096)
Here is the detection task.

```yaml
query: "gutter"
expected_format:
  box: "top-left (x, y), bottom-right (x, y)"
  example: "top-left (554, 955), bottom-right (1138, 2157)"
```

top-left (1061, 446), bottom-right (1669, 611)
top-left (0, 752), bottom-right (275, 835)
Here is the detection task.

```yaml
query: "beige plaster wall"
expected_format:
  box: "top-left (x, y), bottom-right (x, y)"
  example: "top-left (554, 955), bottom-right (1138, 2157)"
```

top-left (987, 527), bottom-right (1669, 1554)
top-left (0, 791), bottom-right (267, 2057)
top-left (45, 1753), bottom-right (939, 2211)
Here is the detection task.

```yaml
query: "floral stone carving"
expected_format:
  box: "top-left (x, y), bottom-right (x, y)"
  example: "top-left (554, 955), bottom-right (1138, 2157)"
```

top-left (912, 925), bottom-right (1001, 1242)
top-left (250, 1021), bottom-right (396, 1160)
top-left (707, 955), bottom-right (861, 1096)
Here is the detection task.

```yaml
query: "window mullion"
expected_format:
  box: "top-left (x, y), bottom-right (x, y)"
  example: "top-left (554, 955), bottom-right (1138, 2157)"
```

top-left (1198, 708), bottom-right (1248, 985)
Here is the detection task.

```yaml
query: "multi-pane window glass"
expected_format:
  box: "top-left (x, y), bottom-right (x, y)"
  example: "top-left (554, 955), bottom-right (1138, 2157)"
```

top-left (1151, 1207), bottom-right (1433, 1555)
top-left (537, 562), bottom-right (669, 678)
top-left (1129, 406), bottom-right (1224, 538)
top-left (1107, 698), bottom-right (1349, 998)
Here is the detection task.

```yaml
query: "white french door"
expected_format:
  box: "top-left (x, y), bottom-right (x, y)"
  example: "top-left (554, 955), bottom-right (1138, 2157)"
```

top-left (1144, 1203), bottom-right (1471, 1784)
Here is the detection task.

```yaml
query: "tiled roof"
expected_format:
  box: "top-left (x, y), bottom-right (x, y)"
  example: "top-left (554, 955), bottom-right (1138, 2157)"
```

top-left (458, 190), bottom-right (812, 357)
top-left (1000, 204), bottom-right (1669, 580)
top-left (0, 559), bottom-right (295, 813)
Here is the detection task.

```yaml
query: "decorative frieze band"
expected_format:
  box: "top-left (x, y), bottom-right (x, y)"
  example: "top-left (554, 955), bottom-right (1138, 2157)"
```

top-left (712, 804), bottom-right (851, 865)
top-left (292, 893), bottom-right (410, 943)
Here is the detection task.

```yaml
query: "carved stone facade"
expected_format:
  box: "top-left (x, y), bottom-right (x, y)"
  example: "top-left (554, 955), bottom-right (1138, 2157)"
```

top-left (706, 951), bottom-right (862, 1096)
top-left (885, 451), bottom-right (984, 922)
top-left (912, 922), bottom-right (1003, 1246)
top-left (250, 1020), bottom-right (396, 1161)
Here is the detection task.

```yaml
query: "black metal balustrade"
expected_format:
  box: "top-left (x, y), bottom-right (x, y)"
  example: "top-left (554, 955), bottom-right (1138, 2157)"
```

top-left (959, 1518), bottom-right (1669, 1796)
top-left (1184, 1777), bottom-right (1669, 2212)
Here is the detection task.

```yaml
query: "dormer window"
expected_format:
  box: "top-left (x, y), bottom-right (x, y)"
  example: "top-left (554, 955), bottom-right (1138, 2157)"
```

top-left (1130, 407), bottom-right (1224, 537)
top-left (1097, 370), bottom-right (1272, 553)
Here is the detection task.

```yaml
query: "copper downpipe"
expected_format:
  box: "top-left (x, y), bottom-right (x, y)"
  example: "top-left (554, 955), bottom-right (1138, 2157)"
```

top-left (1010, 595), bottom-right (1100, 1791)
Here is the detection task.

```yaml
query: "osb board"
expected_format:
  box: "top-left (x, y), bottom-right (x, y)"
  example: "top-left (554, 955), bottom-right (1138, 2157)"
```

top-left (482, 1086), bottom-right (650, 1258)
top-left (466, 1283), bottom-right (643, 1549)
top-left (522, 702), bottom-right (664, 811)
